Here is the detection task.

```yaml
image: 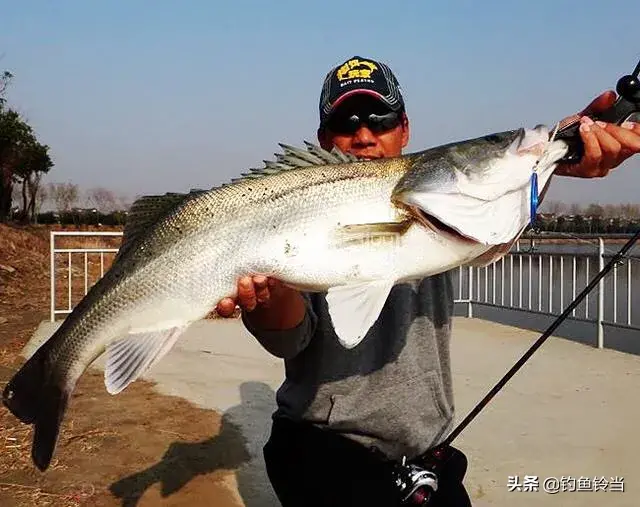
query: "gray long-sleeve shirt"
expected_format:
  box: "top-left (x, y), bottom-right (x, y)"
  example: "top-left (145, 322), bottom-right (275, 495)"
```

top-left (242, 272), bottom-right (456, 461)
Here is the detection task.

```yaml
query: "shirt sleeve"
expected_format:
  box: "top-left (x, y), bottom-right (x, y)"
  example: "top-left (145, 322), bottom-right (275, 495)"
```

top-left (241, 292), bottom-right (318, 359)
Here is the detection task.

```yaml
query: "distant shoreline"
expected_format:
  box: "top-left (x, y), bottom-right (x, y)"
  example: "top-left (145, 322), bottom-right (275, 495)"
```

top-left (521, 238), bottom-right (630, 245)
top-left (520, 234), bottom-right (637, 246)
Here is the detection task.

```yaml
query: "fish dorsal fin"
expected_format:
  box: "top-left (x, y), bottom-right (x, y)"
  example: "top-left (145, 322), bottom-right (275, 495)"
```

top-left (228, 140), bottom-right (359, 183)
top-left (114, 142), bottom-right (359, 256)
top-left (116, 189), bottom-right (207, 260)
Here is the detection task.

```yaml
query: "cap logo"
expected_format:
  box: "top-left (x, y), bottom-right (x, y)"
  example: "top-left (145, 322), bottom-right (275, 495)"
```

top-left (336, 58), bottom-right (378, 82)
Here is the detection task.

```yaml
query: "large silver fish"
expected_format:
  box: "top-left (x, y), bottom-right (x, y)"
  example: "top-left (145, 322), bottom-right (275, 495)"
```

top-left (3, 124), bottom-right (569, 471)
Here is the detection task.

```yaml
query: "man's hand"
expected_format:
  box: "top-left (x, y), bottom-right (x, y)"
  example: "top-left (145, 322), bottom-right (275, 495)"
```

top-left (216, 275), bottom-right (279, 316)
top-left (555, 90), bottom-right (640, 178)
top-left (215, 275), bottom-right (307, 331)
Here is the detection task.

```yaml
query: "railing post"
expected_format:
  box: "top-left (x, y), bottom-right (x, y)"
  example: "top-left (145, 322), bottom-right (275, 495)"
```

top-left (467, 266), bottom-right (473, 318)
top-left (50, 231), bottom-right (55, 323)
top-left (597, 237), bottom-right (604, 349)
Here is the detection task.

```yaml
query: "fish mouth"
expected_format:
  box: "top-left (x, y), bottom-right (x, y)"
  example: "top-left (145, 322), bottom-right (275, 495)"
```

top-left (413, 207), bottom-right (478, 244)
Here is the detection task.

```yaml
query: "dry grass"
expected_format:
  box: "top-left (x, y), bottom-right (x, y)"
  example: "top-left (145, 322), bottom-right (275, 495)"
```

top-left (0, 222), bottom-right (244, 507)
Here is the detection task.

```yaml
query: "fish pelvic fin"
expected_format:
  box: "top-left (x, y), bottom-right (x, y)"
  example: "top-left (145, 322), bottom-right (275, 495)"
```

top-left (326, 279), bottom-right (396, 349)
top-left (2, 341), bottom-right (71, 471)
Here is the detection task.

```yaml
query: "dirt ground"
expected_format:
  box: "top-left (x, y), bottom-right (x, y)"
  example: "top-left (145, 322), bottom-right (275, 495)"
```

top-left (0, 223), bottom-right (244, 507)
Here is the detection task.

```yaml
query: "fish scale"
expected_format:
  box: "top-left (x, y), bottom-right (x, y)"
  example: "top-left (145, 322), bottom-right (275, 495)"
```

top-left (2, 128), bottom-right (572, 471)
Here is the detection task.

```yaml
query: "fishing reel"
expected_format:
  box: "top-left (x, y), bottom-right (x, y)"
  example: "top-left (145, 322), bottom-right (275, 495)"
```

top-left (557, 57), bottom-right (640, 163)
top-left (392, 457), bottom-right (438, 505)
top-left (391, 444), bottom-right (467, 506)
top-left (389, 58), bottom-right (640, 507)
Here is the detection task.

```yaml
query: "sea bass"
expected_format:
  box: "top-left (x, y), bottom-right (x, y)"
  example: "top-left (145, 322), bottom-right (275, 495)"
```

top-left (3, 124), bottom-right (569, 471)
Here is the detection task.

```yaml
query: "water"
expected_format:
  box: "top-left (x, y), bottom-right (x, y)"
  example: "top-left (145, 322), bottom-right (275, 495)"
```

top-left (450, 238), bottom-right (640, 354)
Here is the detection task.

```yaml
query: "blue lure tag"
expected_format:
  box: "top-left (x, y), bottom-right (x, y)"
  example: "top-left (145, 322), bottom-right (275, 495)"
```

top-left (529, 172), bottom-right (538, 225)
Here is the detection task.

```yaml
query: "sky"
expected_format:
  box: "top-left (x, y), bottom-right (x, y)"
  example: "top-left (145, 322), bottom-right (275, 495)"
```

top-left (1, 0), bottom-right (639, 207)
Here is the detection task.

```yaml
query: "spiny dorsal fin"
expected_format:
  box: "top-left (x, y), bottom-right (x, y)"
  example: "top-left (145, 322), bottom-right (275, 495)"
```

top-left (228, 140), bottom-right (359, 184)
top-left (115, 189), bottom-right (207, 260)
top-left (114, 142), bottom-right (360, 255)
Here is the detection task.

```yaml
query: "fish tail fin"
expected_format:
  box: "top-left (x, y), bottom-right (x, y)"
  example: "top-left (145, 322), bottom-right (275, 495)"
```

top-left (2, 343), bottom-right (72, 471)
top-left (32, 382), bottom-right (70, 471)
top-left (2, 344), bottom-right (50, 424)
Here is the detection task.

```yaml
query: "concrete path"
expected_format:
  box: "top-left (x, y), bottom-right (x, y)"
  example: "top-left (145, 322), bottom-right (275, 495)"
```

top-left (25, 317), bottom-right (640, 506)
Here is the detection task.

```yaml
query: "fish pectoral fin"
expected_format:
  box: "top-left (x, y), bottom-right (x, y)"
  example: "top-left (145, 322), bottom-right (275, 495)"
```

top-left (326, 279), bottom-right (396, 349)
top-left (336, 220), bottom-right (412, 241)
top-left (104, 325), bottom-right (187, 395)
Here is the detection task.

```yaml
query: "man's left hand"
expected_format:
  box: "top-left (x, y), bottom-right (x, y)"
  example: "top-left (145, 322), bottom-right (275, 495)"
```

top-left (555, 90), bottom-right (640, 178)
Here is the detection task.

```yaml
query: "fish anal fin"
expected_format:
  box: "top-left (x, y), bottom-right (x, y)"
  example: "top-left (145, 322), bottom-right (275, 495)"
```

top-left (326, 279), bottom-right (396, 349)
top-left (104, 325), bottom-right (187, 395)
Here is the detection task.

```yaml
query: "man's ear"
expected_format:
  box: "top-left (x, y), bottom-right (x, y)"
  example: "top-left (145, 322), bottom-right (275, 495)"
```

top-left (401, 113), bottom-right (410, 148)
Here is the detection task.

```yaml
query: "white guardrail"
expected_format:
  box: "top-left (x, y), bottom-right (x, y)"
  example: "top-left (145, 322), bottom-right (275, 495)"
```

top-left (50, 231), bottom-right (123, 322)
top-left (50, 232), bottom-right (640, 348)
top-left (452, 237), bottom-right (639, 348)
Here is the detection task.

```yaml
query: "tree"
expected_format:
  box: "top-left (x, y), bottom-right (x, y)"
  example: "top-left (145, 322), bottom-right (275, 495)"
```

top-left (87, 186), bottom-right (118, 213)
top-left (541, 200), bottom-right (566, 215)
top-left (0, 68), bottom-right (54, 222)
top-left (584, 203), bottom-right (604, 217)
top-left (13, 140), bottom-right (54, 222)
top-left (620, 203), bottom-right (640, 219)
top-left (0, 106), bottom-right (36, 220)
top-left (0, 70), bottom-right (13, 105)
top-left (116, 192), bottom-right (133, 211)
top-left (36, 180), bottom-right (49, 216)
top-left (49, 182), bottom-right (79, 212)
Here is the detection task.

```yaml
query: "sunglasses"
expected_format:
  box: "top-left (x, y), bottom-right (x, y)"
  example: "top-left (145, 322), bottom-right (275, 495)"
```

top-left (326, 110), bottom-right (402, 135)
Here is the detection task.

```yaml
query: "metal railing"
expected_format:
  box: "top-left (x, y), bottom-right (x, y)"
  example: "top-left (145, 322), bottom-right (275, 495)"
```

top-left (50, 231), bottom-right (123, 322)
top-left (49, 232), bottom-right (640, 348)
top-left (452, 236), bottom-right (640, 348)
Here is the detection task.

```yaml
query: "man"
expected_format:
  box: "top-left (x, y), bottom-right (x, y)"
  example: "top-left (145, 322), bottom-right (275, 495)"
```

top-left (216, 56), bottom-right (640, 506)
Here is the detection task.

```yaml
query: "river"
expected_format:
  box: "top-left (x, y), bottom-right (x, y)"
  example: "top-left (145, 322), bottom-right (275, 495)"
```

top-left (450, 237), bottom-right (640, 354)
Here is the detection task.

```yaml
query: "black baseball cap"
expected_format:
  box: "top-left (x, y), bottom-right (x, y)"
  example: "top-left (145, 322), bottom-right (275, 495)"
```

top-left (319, 56), bottom-right (405, 127)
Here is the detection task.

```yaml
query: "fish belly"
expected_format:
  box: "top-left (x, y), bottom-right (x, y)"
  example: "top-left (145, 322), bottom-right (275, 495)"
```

top-left (251, 181), bottom-right (489, 289)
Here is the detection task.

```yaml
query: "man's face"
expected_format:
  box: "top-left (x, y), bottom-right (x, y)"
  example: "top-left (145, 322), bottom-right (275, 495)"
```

top-left (318, 95), bottom-right (410, 160)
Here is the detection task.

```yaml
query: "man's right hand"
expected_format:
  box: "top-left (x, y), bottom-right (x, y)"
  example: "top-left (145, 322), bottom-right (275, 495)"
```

top-left (215, 275), bottom-right (307, 331)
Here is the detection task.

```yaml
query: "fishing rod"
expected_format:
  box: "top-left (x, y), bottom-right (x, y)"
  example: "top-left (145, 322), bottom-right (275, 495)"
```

top-left (392, 57), bottom-right (640, 506)
top-left (441, 228), bottom-right (640, 449)
top-left (442, 56), bottom-right (640, 448)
